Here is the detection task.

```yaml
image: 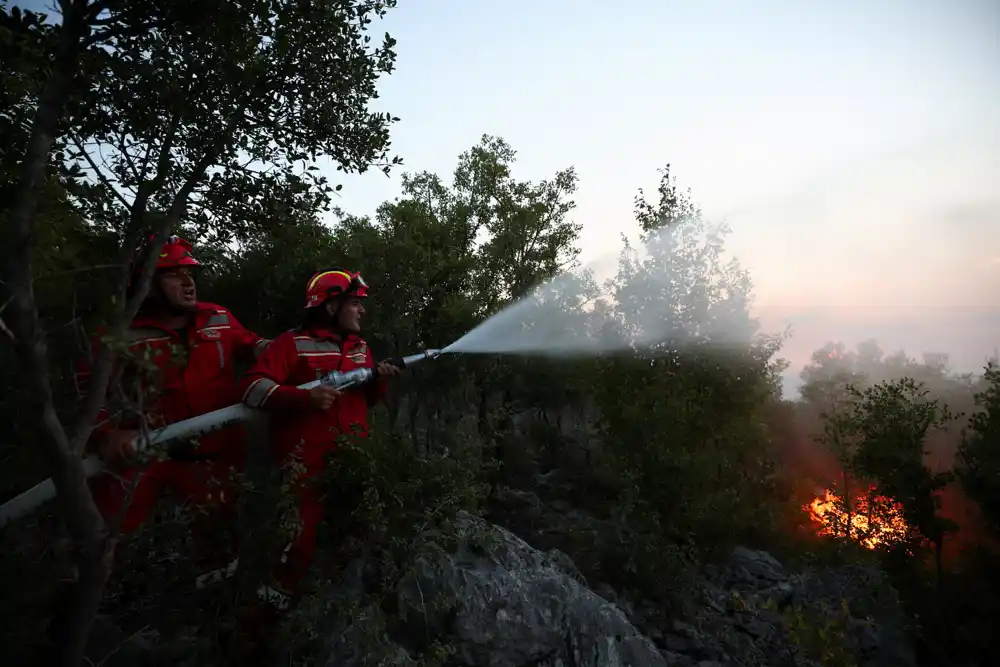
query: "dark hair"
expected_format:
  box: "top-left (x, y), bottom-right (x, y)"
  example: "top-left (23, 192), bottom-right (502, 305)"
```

top-left (300, 303), bottom-right (328, 330)
top-left (299, 294), bottom-right (349, 331)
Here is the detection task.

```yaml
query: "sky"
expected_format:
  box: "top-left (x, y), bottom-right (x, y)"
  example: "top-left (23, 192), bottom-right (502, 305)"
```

top-left (20, 0), bottom-right (1000, 396)
top-left (325, 0), bottom-right (999, 397)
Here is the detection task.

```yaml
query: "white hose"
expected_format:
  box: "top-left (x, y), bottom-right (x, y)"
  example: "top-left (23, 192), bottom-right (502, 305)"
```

top-left (0, 380), bottom-right (343, 526)
top-left (0, 348), bottom-right (445, 526)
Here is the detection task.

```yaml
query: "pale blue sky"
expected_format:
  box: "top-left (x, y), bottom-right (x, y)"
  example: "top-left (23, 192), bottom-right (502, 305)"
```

top-left (324, 0), bottom-right (999, 394)
top-left (19, 0), bottom-right (1000, 393)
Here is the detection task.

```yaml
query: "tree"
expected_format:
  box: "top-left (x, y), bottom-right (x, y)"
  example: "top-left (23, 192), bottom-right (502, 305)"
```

top-left (611, 166), bottom-right (760, 352)
top-left (842, 379), bottom-right (957, 572)
top-left (813, 389), bottom-right (864, 542)
top-left (1, 2), bottom-right (401, 663)
top-left (212, 134), bottom-right (585, 459)
top-left (590, 167), bottom-right (787, 591)
top-left (453, 135), bottom-right (581, 309)
top-left (957, 362), bottom-right (1000, 537)
top-left (799, 342), bottom-right (864, 414)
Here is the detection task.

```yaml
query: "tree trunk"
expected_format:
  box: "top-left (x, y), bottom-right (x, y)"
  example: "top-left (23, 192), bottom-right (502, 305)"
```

top-left (47, 530), bottom-right (114, 666)
top-left (842, 470), bottom-right (853, 542)
top-left (408, 393), bottom-right (421, 454)
top-left (386, 386), bottom-right (399, 433)
top-left (476, 386), bottom-right (490, 439)
top-left (3, 5), bottom-right (112, 666)
top-left (933, 535), bottom-right (944, 589)
top-left (865, 488), bottom-right (875, 542)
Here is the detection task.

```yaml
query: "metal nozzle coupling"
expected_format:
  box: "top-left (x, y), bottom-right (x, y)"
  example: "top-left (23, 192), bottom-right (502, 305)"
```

top-left (398, 349), bottom-right (443, 368)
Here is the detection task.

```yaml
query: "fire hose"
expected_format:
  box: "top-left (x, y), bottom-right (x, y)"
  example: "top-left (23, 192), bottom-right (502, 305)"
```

top-left (0, 349), bottom-right (443, 527)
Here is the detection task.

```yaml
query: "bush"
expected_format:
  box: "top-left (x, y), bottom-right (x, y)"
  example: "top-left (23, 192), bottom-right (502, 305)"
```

top-left (270, 412), bottom-right (495, 664)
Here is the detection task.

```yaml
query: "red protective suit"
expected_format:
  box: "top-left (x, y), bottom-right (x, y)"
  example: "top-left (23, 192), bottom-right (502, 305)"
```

top-left (239, 326), bottom-right (387, 596)
top-left (80, 302), bottom-right (268, 534)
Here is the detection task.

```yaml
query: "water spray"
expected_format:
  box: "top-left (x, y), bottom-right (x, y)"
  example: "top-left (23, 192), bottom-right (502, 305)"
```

top-left (0, 348), bottom-right (446, 526)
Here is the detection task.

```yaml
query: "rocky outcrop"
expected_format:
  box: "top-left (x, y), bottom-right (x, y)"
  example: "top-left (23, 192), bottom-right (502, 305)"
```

top-left (314, 511), bottom-right (915, 667)
top-left (86, 506), bottom-right (916, 667)
top-left (317, 511), bottom-right (667, 667)
top-left (321, 516), bottom-right (915, 667)
top-left (638, 546), bottom-right (917, 667)
top-left (491, 480), bottom-right (919, 667)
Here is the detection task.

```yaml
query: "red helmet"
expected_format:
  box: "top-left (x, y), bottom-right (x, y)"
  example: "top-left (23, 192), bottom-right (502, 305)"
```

top-left (127, 234), bottom-right (201, 294)
top-left (304, 269), bottom-right (368, 309)
top-left (154, 234), bottom-right (201, 270)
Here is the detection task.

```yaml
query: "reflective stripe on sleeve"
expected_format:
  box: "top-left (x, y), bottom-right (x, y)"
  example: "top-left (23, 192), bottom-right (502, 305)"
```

top-left (243, 377), bottom-right (281, 408)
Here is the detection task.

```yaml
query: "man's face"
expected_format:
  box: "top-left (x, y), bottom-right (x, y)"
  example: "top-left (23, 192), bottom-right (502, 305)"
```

top-left (333, 297), bottom-right (365, 333)
top-left (156, 267), bottom-right (197, 311)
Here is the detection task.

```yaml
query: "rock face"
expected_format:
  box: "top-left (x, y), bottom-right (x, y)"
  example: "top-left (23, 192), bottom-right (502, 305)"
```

top-left (315, 513), bottom-right (916, 667)
top-left (637, 546), bottom-right (918, 667)
top-left (86, 508), bottom-right (916, 667)
top-left (318, 511), bottom-right (667, 667)
top-left (488, 486), bottom-right (917, 667)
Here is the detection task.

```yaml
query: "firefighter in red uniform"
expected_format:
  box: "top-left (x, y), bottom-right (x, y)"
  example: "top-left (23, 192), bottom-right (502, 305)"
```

top-left (79, 234), bottom-right (269, 583)
top-left (238, 268), bottom-right (401, 613)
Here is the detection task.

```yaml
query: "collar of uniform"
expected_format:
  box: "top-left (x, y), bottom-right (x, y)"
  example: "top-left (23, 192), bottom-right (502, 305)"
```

top-left (307, 326), bottom-right (359, 346)
top-left (131, 302), bottom-right (214, 333)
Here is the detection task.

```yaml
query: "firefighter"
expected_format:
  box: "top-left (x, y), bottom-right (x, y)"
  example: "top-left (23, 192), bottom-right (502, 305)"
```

top-left (78, 234), bottom-right (269, 585)
top-left (238, 269), bottom-right (401, 613)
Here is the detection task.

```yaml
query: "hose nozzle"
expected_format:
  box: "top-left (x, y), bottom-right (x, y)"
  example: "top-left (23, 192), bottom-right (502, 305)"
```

top-left (398, 348), bottom-right (442, 368)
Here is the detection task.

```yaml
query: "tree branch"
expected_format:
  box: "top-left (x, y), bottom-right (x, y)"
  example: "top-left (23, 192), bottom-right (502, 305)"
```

top-left (67, 114), bottom-right (184, 457)
top-left (82, 19), bottom-right (164, 48)
top-left (117, 131), bottom-right (143, 183)
top-left (70, 136), bottom-right (131, 209)
top-left (84, 0), bottom-right (110, 19)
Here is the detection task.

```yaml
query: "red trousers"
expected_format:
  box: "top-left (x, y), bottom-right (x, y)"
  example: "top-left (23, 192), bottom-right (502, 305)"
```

top-left (273, 466), bottom-right (326, 594)
top-left (90, 455), bottom-right (242, 535)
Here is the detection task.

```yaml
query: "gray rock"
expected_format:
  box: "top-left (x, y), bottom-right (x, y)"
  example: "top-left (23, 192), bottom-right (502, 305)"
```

top-left (649, 547), bottom-right (917, 667)
top-left (660, 633), bottom-right (692, 653)
top-left (315, 560), bottom-right (415, 667)
top-left (728, 547), bottom-right (786, 584)
top-left (545, 546), bottom-right (589, 586)
top-left (321, 512), bottom-right (666, 667)
top-left (659, 651), bottom-right (695, 666)
top-left (310, 522), bottom-right (913, 667)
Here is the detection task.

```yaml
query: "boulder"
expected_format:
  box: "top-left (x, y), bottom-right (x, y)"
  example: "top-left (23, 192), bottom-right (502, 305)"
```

top-left (317, 512), bottom-right (667, 667)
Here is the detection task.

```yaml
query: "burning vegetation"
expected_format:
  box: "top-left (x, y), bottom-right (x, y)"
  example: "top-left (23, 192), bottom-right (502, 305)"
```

top-left (805, 484), bottom-right (910, 550)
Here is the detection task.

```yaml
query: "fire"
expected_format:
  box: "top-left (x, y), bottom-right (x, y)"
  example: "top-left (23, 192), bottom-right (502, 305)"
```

top-left (805, 485), bottom-right (909, 549)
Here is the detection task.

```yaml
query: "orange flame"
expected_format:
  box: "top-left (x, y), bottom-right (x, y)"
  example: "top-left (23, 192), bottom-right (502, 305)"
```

top-left (804, 485), bottom-right (909, 549)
